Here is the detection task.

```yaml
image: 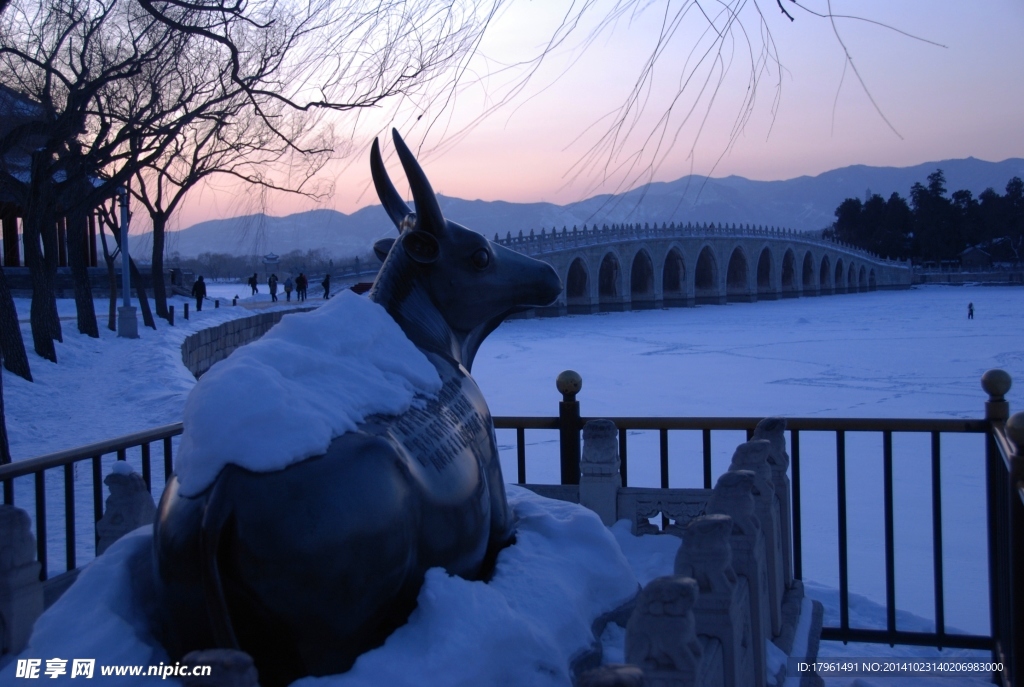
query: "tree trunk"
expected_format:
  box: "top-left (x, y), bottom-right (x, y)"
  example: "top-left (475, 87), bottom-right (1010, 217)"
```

top-left (130, 257), bottom-right (156, 329)
top-left (0, 266), bottom-right (31, 381)
top-left (20, 217), bottom-right (58, 362)
top-left (66, 211), bottom-right (99, 337)
top-left (0, 359), bottom-right (11, 465)
top-left (99, 226), bottom-right (117, 331)
top-left (39, 216), bottom-right (62, 343)
top-left (151, 213), bottom-right (169, 320)
top-left (22, 151), bottom-right (61, 359)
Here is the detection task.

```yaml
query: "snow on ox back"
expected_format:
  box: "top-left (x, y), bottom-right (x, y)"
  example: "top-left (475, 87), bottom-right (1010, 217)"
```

top-left (173, 290), bottom-right (441, 497)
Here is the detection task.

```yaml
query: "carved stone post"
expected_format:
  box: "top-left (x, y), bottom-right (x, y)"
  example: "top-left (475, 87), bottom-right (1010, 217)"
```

top-left (753, 417), bottom-right (792, 589)
top-left (580, 420), bottom-right (621, 525)
top-left (728, 440), bottom-right (783, 637)
top-left (675, 515), bottom-right (757, 687)
top-left (625, 576), bottom-right (714, 687)
top-left (0, 505), bottom-right (44, 655)
top-left (96, 463), bottom-right (157, 555)
top-left (706, 471), bottom-right (770, 687)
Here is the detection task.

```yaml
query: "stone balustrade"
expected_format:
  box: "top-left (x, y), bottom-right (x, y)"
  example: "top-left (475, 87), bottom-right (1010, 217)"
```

top-left (526, 416), bottom-right (821, 687)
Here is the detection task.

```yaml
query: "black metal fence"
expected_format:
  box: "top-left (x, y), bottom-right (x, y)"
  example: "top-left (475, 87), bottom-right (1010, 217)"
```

top-left (2, 373), bottom-right (1021, 685)
top-left (0, 424), bottom-right (181, 580)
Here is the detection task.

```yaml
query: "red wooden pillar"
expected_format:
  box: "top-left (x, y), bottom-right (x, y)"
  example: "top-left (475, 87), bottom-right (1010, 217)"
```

top-left (57, 216), bottom-right (68, 267)
top-left (1, 203), bottom-right (20, 267)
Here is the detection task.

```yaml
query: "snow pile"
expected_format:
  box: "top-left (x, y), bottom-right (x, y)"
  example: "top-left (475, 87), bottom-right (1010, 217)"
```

top-left (7, 487), bottom-right (638, 687)
top-left (175, 291), bottom-right (441, 496)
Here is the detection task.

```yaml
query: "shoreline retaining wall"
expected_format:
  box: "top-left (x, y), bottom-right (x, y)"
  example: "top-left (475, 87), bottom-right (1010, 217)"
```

top-left (181, 308), bottom-right (315, 378)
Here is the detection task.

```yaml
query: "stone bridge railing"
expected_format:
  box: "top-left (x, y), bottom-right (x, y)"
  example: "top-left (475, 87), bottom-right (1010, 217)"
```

top-left (494, 221), bottom-right (895, 265)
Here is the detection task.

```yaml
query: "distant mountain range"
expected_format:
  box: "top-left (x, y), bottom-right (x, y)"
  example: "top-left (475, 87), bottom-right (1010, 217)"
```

top-left (131, 157), bottom-right (1024, 260)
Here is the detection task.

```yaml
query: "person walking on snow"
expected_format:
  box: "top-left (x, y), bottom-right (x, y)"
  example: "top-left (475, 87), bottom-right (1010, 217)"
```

top-left (322, 274), bottom-right (331, 299)
top-left (968, 302), bottom-right (974, 320)
top-left (248, 273), bottom-right (258, 295)
top-left (284, 276), bottom-right (294, 302)
top-left (269, 274), bottom-right (279, 302)
top-left (296, 273), bottom-right (308, 301)
top-left (192, 275), bottom-right (207, 312)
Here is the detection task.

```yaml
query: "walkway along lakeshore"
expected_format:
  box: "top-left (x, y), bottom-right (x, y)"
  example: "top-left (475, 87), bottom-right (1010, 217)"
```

top-left (0, 369), bottom-right (1020, 686)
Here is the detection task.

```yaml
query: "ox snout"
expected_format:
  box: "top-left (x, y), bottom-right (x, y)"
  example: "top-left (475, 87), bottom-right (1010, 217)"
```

top-left (517, 258), bottom-right (562, 309)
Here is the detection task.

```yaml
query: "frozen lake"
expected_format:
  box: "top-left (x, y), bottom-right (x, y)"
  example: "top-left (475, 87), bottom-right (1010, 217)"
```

top-left (473, 284), bottom-right (1024, 637)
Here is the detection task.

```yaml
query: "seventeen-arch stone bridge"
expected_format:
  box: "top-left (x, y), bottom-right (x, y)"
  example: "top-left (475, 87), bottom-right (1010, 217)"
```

top-left (494, 222), bottom-right (912, 315)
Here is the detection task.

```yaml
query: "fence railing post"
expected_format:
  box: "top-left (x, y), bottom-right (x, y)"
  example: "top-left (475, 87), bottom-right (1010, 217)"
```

top-left (557, 370), bottom-right (582, 485)
top-left (982, 368), bottom-right (1012, 685)
top-left (1003, 411), bottom-right (1024, 687)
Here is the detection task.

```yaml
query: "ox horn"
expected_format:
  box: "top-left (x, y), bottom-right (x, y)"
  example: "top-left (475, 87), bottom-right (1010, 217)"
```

top-left (392, 129), bottom-right (446, 237)
top-left (370, 137), bottom-right (412, 231)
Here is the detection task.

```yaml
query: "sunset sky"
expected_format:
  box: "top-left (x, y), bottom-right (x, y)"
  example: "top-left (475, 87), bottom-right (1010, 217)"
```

top-left (170, 0), bottom-right (1024, 232)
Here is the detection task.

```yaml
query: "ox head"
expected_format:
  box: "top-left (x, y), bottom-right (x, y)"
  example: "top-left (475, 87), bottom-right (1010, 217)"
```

top-left (368, 129), bottom-right (562, 370)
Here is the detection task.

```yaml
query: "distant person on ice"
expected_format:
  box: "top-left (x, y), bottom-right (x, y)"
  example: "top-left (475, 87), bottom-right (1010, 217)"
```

top-left (968, 302), bottom-right (974, 320)
top-left (322, 274), bottom-right (331, 299)
top-left (284, 276), bottom-right (294, 302)
top-left (269, 274), bottom-right (279, 302)
top-left (192, 275), bottom-right (207, 312)
top-left (248, 273), bottom-right (258, 295)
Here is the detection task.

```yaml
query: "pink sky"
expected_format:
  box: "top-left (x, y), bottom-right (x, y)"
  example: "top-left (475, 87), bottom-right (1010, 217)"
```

top-left (168, 0), bottom-right (1024, 232)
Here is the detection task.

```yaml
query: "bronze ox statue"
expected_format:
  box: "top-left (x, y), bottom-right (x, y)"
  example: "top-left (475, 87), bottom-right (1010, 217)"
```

top-left (152, 130), bottom-right (562, 686)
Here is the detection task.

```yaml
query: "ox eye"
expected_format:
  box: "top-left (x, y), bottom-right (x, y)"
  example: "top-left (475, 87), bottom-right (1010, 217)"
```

top-left (471, 248), bottom-right (490, 270)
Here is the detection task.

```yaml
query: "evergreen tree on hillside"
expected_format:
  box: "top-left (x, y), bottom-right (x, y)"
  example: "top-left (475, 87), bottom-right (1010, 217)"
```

top-left (911, 170), bottom-right (960, 262)
top-left (829, 192), bottom-right (912, 260)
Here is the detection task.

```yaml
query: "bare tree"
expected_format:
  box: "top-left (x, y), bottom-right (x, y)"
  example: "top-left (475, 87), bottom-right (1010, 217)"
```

top-left (1, 0), bottom-right (504, 362)
top-left (0, 0), bottom-right (201, 357)
top-left (133, 96), bottom-right (333, 319)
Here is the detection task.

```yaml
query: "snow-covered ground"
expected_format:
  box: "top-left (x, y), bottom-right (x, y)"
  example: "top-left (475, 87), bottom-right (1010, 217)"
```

top-left (4, 283), bottom-right (1017, 686)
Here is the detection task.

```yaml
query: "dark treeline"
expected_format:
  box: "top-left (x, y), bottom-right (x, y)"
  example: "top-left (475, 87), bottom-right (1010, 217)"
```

top-left (167, 249), bottom-right (377, 282)
top-left (825, 170), bottom-right (1024, 265)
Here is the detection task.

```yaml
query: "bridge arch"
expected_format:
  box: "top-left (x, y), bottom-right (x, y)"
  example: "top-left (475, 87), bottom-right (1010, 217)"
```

top-left (859, 265), bottom-right (867, 292)
top-left (726, 246), bottom-right (752, 302)
top-left (694, 244), bottom-right (721, 304)
top-left (598, 250), bottom-right (624, 311)
top-left (869, 268), bottom-right (877, 290)
top-left (662, 246), bottom-right (688, 305)
top-left (756, 246), bottom-right (774, 299)
top-left (802, 251), bottom-right (816, 294)
top-left (781, 248), bottom-right (797, 297)
top-left (834, 258), bottom-right (845, 294)
top-left (565, 256), bottom-right (591, 314)
top-left (630, 248), bottom-right (656, 309)
top-left (819, 254), bottom-right (832, 294)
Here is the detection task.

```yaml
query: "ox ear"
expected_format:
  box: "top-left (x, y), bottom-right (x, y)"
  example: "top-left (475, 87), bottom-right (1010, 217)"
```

top-left (391, 129), bottom-right (446, 237)
top-left (401, 230), bottom-right (439, 264)
top-left (373, 238), bottom-right (396, 262)
top-left (371, 137), bottom-right (411, 231)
